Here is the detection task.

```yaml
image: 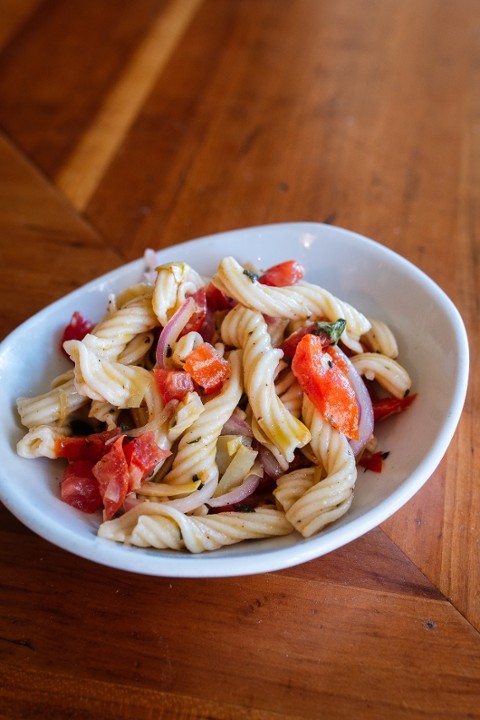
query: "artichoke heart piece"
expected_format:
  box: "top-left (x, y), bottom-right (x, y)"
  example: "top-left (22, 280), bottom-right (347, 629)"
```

top-left (214, 443), bottom-right (258, 497)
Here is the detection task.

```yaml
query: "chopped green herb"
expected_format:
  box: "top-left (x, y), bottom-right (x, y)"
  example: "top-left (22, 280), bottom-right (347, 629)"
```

top-left (233, 504), bottom-right (256, 512)
top-left (243, 269), bottom-right (259, 283)
top-left (187, 437), bottom-right (201, 444)
top-left (312, 318), bottom-right (346, 344)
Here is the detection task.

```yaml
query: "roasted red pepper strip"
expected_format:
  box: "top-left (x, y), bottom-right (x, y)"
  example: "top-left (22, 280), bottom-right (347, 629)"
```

top-left (358, 450), bottom-right (388, 473)
top-left (292, 333), bottom-right (359, 439)
top-left (205, 281), bottom-right (234, 311)
top-left (54, 428), bottom-right (121, 462)
top-left (373, 393), bottom-right (417, 422)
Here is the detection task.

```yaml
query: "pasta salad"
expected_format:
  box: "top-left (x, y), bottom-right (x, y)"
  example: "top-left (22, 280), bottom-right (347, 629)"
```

top-left (16, 254), bottom-right (416, 553)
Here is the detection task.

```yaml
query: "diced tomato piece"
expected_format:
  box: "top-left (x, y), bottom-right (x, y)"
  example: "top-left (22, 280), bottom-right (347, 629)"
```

top-left (280, 325), bottom-right (314, 358)
top-left (153, 368), bottom-right (195, 402)
top-left (60, 460), bottom-right (102, 513)
top-left (291, 333), bottom-right (359, 439)
top-left (259, 260), bottom-right (304, 287)
top-left (358, 450), bottom-right (388, 473)
top-left (180, 288), bottom-right (207, 336)
top-left (373, 394), bottom-right (417, 422)
top-left (198, 307), bottom-right (216, 343)
top-left (280, 320), bottom-right (346, 359)
top-left (205, 282), bottom-right (233, 311)
top-left (183, 342), bottom-right (231, 394)
top-left (92, 436), bottom-right (130, 519)
top-left (123, 432), bottom-right (171, 490)
top-left (61, 311), bottom-right (94, 352)
top-left (54, 428), bottom-right (121, 462)
top-left (280, 324), bottom-right (332, 359)
top-left (59, 432), bottom-right (172, 517)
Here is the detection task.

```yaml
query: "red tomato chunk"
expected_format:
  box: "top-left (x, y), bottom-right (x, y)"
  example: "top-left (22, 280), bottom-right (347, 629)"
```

top-left (259, 260), bottom-right (304, 287)
top-left (183, 342), bottom-right (231, 394)
top-left (60, 460), bottom-right (102, 513)
top-left (59, 431), bottom-right (171, 519)
top-left (61, 311), bottom-right (94, 352)
top-left (153, 368), bottom-right (195, 402)
top-left (373, 393), bottom-right (417, 422)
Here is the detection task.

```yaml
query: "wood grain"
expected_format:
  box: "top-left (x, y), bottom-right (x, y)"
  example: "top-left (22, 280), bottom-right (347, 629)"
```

top-left (1, 528), bottom-right (479, 719)
top-left (0, 133), bottom-right (121, 334)
top-left (0, 0), bottom-right (479, 717)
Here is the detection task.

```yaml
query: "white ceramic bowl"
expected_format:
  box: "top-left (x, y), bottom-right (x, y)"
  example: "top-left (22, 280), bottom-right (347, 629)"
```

top-left (0, 223), bottom-right (469, 576)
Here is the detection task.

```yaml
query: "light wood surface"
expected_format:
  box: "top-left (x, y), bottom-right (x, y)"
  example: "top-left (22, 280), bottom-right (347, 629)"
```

top-left (1, 1), bottom-right (479, 718)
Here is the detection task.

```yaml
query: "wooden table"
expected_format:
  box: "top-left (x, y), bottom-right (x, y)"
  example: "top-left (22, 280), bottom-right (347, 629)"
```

top-left (1, 1), bottom-right (479, 717)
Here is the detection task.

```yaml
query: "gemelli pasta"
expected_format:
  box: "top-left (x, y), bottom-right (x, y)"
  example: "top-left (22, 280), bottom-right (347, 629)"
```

top-left (15, 254), bottom-right (416, 553)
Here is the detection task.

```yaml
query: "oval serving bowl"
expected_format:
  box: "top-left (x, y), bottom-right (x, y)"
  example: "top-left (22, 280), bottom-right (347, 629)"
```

top-left (0, 223), bottom-right (469, 577)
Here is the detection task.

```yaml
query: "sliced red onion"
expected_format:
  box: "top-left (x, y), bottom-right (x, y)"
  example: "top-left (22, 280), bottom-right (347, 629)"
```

top-left (207, 473), bottom-right (260, 508)
top-left (155, 296), bottom-right (196, 368)
top-left (333, 345), bottom-right (374, 456)
top-left (221, 413), bottom-right (253, 437)
top-left (257, 444), bottom-right (284, 479)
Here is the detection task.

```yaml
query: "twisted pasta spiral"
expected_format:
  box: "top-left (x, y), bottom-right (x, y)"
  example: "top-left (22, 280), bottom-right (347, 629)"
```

top-left (212, 256), bottom-right (370, 352)
top-left (98, 502), bottom-right (293, 553)
top-left (274, 397), bottom-right (357, 537)
top-left (350, 352), bottom-right (412, 398)
top-left (221, 304), bottom-right (311, 462)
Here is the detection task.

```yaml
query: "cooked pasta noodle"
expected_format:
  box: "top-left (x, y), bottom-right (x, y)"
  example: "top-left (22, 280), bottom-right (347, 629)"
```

top-left (17, 372), bottom-right (88, 430)
top-left (91, 290), bottom-right (157, 360)
top-left (88, 400), bottom-right (120, 429)
top-left (350, 352), bottom-right (412, 398)
top-left (16, 424), bottom-right (70, 459)
top-left (275, 397), bottom-right (357, 536)
top-left (170, 331), bottom-right (204, 367)
top-left (117, 331), bottom-right (155, 366)
top-left (221, 304), bottom-right (311, 462)
top-left (275, 368), bottom-right (303, 418)
top-left (64, 334), bottom-right (153, 407)
top-left (362, 318), bottom-right (399, 358)
top-left (98, 502), bottom-right (293, 553)
top-left (212, 256), bottom-right (370, 352)
top-left (152, 262), bottom-right (204, 326)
